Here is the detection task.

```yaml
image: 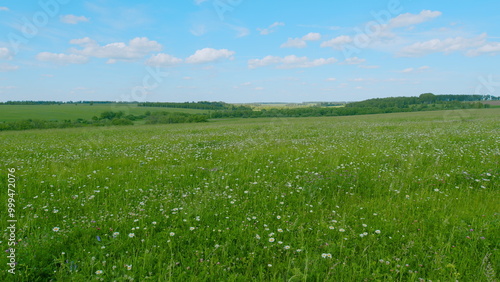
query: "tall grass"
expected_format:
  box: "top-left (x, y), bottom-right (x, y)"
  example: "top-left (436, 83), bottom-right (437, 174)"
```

top-left (1, 109), bottom-right (498, 281)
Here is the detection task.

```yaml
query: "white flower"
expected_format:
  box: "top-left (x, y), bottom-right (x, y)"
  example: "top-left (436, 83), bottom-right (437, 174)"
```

top-left (269, 238), bottom-right (275, 243)
top-left (52, 227), bottom-right (60, 232)
top-left (375, 230), bottom-right (381, 234)
top-left (170, 232), bottom-right (175, 236)
top-left (339, 228), bottom-right (345, 232)
top-left (95, 270), bottom-right (103, 275)
top-left (128, 233), bottom-right (135, 238)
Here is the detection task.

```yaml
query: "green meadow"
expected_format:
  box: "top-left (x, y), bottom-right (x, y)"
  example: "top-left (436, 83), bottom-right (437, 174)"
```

top-left (1, 108), bottom-right (498, 281)
top-left (0, 104), bottom-right (208, 122)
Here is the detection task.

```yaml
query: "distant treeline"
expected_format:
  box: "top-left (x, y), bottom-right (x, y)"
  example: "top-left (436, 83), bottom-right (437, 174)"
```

top-left (346, 94), bottom-right (498, 108)
top-left (0, 101), bottom-right (125, 105)
top-left (138, 101), bottom-right (252, 111)
top-left (0, 111), bottom-right (207, 131)
top-left (208, 100), bottom-right (489, 119)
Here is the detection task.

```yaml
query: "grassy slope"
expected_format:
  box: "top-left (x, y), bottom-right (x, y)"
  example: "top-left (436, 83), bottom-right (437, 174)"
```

top-left (0, 104), bottom-right (209, 122)
top-left (0, 109), bottom-right (498, 281)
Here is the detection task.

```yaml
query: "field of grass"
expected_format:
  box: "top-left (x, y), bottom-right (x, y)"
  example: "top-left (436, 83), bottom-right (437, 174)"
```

top-left (1, 109), bottom-right (499, 281)
top-left (0, 104), bottom-right (209, 122)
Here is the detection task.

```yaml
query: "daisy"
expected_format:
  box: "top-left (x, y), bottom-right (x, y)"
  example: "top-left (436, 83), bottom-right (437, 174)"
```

top-left (269, 238), bottom-right (275, 243)
top-left (128, 233), bottom-right (135, 238)
top-left (95, 270), bottom-right (103, 275)
top-left (52, 227), bottom-right (60, 232)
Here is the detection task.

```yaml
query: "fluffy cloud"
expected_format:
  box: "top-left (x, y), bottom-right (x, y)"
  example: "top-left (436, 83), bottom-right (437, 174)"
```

top-left (258, 22), bottom-right (285, 35)
top-left (145, 53), bottom-right (182, 67)
top-left (320, 35), bottom-right (353, 49)
top-left (36, 52), bottom-right (89, 64)
top-left (467, 42), bottom-right (500, 56)
top-left (60, 15), bottom-right (90, 24)
top-left (248, 55), bottom-right (337, 69)
top-left (69, 37), bottom-right (162, 63)
top-left (400, 66), bottom-right (430, 73)
top-left (0, 47), bottom-right (13, 60)
top-left (281, 32), bottom-right (322, 48)
top-left (302, 32), bottom-right (322, 41)
top-left (281, 38), bottom-right (307, 48)
top-left (389, 10), bottom-right (442, 29)
top-left (341, 57), bottom-right (366, 65)
top-left (398, 34), bottom-right (487, 57)
top-left (0, 64), bottom-right (19, 72)
top-left (0, 7), bottom-right (8, 11)
top-left (185, 48), bottom-right (235, 64)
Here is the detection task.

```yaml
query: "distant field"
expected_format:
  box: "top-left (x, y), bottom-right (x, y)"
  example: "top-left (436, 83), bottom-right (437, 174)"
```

top-left (0, 104), bottom-right (209, 122)
top-left (0, 108), bottom-right (498, 281)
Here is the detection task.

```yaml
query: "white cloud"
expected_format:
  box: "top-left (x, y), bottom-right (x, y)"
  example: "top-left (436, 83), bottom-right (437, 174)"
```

top-left (185, 48), bottom-right (235, 64)
top-left (400, 66), bottom-right (430, 73)
top-left (228, 25), bottom-right (250, 38)
top-left (248, 55), bottom-right (337, 69)
top-left (326, 78), bottom-right (337, 81)
top-left (36, 52), bottom-right (89, 65)
top-left (389, 10), bottom-right (442, 29)
top-left (145, 53), bottom-right (182, 67)
top-left (70, 37), bottom-right (162, 63)
top-left (320, 35), bottom-right (353, 49)
top-left (358, 65), bottom-right (380, 69)
top-left (0, 47), bottom-right (13, 60)
top-left (467, 42), bottom-right (500, 56)
top-left (60, 15), bottom-right (90, 24)
top-left (258, 22), bottom-right (285, 35)
top-left (0, 64), bottom-right (19, 72)
top-left (398, 34), bottom-right (487, 57)
top-left (281, 38), bottom-right (307, 49)
top-left (190, 24), bottom-right (207, 36)
top-left (0, 7), bottom-right (9, 11)
top-left (341, 57), bottom-right (366, 65)
top-left (302, 32), bottom-right (322, 41)
top-left (281, 32), bottom-right (322, 48)
top-left (255, 87), bottom-right (264, 91)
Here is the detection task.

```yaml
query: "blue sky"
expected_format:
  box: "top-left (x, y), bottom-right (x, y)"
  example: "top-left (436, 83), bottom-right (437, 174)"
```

top-left (0, 0), bottom-right (499, 103)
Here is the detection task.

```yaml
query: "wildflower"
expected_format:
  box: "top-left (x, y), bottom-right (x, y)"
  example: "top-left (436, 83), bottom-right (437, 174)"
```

top-left (375, 230), bottom-right (381, 234)
top-left (284, 245), bottom-right (290, 250)
top-left (52, 227), bottom-right (60, 232)
top-left (276, 216), bottom-right (281, 219)
top-left (170, 232), bottom-right (175, 236)
top-left (128, 233), bottom-right (135, 238)
top-left (152, 221), bottom-right (157, 225)
top-left (95, 270), bottom-right (103, 275)
top-left (190, 227), bottom-right (195, 231)
top-left (268, 264), bottom-right (272, 267)
top-left (113, 232), bottom-right (119, 237)
top-left (126, 264), bottom-right (132, 270)
top-left (359, 234), bottom-right (365, 238)
top-left (321, 253), bottom-right (332, 258)
top-left (339, 228), bottom-right (345, 232)
top-left (277, 228), bottom-right (283, 233)
top-left (269, 238), bottom-right (275, 243)
top-left (256, 234), bottom-right (261, 239)
top-left (362, 224), bottom-right (367, 227)
top-left (329, 226), bottom-right (334, 230)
